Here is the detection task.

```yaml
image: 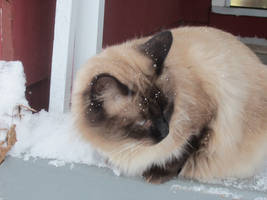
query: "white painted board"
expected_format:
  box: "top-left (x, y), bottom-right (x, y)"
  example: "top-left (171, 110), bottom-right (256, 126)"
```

top-left (49, 0), bottom-right (105, 112)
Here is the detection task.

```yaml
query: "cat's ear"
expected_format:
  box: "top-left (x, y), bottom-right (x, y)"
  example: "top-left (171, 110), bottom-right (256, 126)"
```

top-left (140, 30), bottom-right (173, 75)
top-left (84, 73), bottom-right (131, 123)
top-left (90, 73), bottom-right (130, 98)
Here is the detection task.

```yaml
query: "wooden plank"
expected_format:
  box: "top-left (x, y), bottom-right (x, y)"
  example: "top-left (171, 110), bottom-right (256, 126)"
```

top-left (49, 0), bottom-right (105, 112)
top-left (0, 0), bottom-right (14, 60)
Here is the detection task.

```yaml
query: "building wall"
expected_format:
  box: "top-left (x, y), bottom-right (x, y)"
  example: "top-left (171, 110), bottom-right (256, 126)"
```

top-left (0, 0), bottom-right (56, 110)
top-left (103, 0), bottom-right (212, 47)
top-left (103, 0), bottom-right (267, 47)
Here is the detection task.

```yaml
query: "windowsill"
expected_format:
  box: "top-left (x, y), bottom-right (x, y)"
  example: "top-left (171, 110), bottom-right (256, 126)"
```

top-left (212, 6), bottom-right (267, 17)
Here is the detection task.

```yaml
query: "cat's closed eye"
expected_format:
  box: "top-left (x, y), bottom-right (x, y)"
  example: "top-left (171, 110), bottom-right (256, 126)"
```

top-left (136, 119), bottom-right (152, 128)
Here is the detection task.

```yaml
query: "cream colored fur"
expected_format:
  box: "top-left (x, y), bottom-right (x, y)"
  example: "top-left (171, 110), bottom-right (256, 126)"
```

top-left (72, 27), bottom-right (267, 181)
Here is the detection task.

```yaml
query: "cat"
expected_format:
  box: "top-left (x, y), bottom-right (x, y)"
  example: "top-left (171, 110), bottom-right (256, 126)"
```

top-left (72, 26), bottom-right (267, 184)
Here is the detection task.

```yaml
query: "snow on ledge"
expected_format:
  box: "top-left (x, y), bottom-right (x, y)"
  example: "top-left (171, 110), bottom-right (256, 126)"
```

top-left (0, 61), bottom-right (28, 117)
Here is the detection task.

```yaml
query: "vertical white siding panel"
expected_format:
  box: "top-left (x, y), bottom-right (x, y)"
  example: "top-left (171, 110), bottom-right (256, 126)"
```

top-left (49, 0), bottom-right (105, 112)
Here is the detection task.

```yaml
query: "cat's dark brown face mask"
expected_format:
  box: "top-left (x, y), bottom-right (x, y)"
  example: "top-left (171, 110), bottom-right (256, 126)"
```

top-left (82, 31), bottom-right (174, 144)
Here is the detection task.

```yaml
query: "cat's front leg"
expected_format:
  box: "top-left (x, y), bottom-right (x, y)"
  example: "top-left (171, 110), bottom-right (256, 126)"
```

top-left (142, 158), bottom-right (183, 184)
top-left (142, 166), bottom-right (177, 184)
top-left (142, 126), bottom-right (212, 184)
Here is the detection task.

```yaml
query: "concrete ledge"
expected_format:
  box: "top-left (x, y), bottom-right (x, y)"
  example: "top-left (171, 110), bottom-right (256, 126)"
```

top-left (0, 157), bottom-right (266, 200)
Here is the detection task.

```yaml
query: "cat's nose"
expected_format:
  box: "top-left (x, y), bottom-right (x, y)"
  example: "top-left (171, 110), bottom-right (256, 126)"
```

top-left (155, 118), bottom-right (169, 140)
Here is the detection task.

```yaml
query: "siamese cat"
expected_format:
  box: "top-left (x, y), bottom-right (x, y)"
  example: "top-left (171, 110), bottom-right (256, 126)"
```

top-left (72, 26), bottom-right (267, 184)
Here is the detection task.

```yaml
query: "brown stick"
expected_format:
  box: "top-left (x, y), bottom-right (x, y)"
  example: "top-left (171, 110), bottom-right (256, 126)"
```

top-left (0, 125), bottom-right (17, 164)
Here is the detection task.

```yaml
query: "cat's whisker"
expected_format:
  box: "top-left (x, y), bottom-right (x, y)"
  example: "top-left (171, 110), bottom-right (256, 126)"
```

top-left (110, 140), bottom-right (145, 157)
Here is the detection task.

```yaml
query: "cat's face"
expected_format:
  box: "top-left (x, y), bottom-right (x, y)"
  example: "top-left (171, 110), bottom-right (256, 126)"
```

top-left (84, 73), bottom-right (174, 144)
top-left (82, 31), bottom-right (174, 145)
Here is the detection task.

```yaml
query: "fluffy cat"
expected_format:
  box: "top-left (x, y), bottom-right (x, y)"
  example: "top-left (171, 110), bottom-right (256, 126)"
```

top-left (72, 26), bottom-right (267, 184)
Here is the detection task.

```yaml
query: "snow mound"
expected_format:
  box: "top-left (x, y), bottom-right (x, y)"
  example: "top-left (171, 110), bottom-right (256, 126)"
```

top-left (0, 61), bottom-right (27, 116)
top-left (0, 61), bottom-right (27, 131)
top-left (0, 61), bottom-right (107, 169)
top-left (0, 61), bottom-right (28, 157)
top-left (10, 110), bottom-right (104, 166)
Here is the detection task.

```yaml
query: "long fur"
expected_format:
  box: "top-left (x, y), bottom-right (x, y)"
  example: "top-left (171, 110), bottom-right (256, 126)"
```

top-left (72, 27), bottom-right (267, 182)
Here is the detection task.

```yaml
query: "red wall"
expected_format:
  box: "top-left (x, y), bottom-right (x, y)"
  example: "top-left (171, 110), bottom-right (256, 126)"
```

top-left (210, 13), bottom-right (267, 38)
top-left (103, 0), bottom-right (212, 47)
top-left (103, 0), bottom-right (183, 47)
top-left (0, 0), bottom-right (56, 110)
top-left (103, 0), bottom-right (267, 47)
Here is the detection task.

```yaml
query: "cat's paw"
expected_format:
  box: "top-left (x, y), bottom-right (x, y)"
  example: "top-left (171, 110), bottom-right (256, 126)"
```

top-left (142, 165), bottom-right (177, 184)
top-left (143, 172), bottom-right (174, 184)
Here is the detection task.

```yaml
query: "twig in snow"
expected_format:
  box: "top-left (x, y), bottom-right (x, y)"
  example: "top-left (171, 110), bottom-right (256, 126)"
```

top-left (0, 125), bottom-right (17, 164)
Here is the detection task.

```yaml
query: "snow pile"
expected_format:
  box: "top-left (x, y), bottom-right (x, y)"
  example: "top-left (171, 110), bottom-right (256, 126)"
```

top-left (10, 110), bottom-right (105, 167)
top-left (0, 61), bottom-right (107, 169)
top-left (0, 61), bottom-right (28, 116)
top-left (0, 61), bottom-right (27, 134)
top-left (0, 61), bottom-right (28, 159)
